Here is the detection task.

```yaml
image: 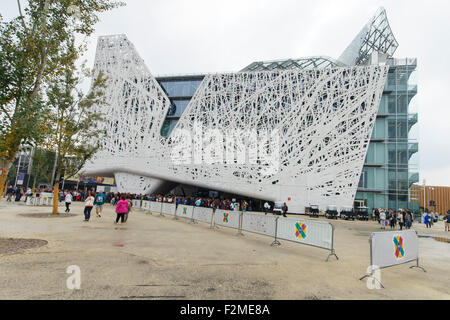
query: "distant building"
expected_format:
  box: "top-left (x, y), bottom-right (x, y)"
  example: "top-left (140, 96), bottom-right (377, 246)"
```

top-left (410, 185), bottom-right (450, 216)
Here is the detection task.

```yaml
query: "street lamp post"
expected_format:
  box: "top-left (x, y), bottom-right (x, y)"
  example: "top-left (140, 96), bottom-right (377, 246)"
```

top-left (428, 187), bottom-right (435, 214)
top-left (423, 179), bottom-right (426, 213)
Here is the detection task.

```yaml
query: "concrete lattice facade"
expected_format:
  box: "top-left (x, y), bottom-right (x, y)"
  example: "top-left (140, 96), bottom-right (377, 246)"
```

top-left (84, 7), bottom-right (416, 213)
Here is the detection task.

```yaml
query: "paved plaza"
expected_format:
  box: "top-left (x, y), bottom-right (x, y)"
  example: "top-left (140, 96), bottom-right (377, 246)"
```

top-left (0, 200), bottom-right (448, 300)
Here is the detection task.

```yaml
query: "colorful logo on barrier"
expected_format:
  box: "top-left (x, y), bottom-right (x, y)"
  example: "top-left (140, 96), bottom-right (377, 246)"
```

top-left (183, 207), bottom-right (187, 215)
top-left (223, 212), bottom-right (229, 223)
top-left (295, 222), bottom-right (306, 239)
top-left (393, 235), bottom-right (404, 259)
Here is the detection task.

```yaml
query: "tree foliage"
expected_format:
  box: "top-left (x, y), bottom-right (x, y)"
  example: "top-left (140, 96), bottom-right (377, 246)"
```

top-left (0, 0), bottom-right (125, 201)
top-left (0, 0), bottom-right (125, 167)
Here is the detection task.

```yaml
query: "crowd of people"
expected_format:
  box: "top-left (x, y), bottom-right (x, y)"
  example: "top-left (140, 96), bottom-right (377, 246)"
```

top-left (61, 190), bottom-right (132, 224)
top-left (372, 208), bottom-right (415, 230)
top-left (3, 186), bottom-right (450, 231)
top-left (372, 207), bottom-right (449, 231)
top-left (5, 186), bottom-right (33, 202)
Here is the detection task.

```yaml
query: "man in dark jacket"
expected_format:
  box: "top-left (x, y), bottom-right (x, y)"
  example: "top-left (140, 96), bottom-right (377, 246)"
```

top-left (282, 203), bottom-right (288, 217)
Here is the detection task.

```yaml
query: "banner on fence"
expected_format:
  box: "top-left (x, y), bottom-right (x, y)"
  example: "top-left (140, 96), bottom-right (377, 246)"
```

top-left (162, 202), bottom-right (176, 215)
top-left (242, 213), bottom-right (277, 237)
top-left (141, 201), bottom-right (150, 210)
top-left (276, 217), bottom-right (333, 250)
top-left (132, 199), bottom-right (141, 209)
top-left (370, 230), bottom-right (419, 269)
top-left (176, 205), bottom-right (194, 219)
top-left (149, 201), bottom-right (162, 214)
top-left (193, 207), bottom-right (213, 224)
top-left (214, 209), bottom-right (240, 229)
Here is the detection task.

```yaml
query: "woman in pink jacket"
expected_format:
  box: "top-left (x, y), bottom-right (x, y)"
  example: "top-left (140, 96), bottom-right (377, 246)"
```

top-left (115, 195), bottom-right (129, 224)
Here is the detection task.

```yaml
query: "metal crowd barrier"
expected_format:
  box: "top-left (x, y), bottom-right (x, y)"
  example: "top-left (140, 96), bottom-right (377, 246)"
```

top-left (136, 201), bottom-right (338, 261)
top-left (26, 196), bottom-right (52, 206)
top-left (359, 230), bottom-right (426, 288)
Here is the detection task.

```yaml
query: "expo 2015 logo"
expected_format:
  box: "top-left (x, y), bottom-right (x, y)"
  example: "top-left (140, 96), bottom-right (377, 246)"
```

top-left (393, 235), bottom-right (404, 259)
top-left (295, 222), bottom-right (306, 239)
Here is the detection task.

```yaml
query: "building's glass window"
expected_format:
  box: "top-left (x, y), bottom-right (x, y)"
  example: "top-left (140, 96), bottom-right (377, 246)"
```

top-left (387, 94), bottom-right (396, 114)
top-left (160, 119), bottom-right (178, 137)
top-left (159, 80), bottom-right (203, 97)
top-left (375, 143), bottom-right (385, 163)
top-left (169, 100), bottom-right (191, 117)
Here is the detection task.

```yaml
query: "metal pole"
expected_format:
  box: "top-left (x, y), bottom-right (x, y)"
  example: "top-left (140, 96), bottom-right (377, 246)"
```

top-left (359, 234), bottom-right (384, 288)
top-left (326, 223), bottom-right (339, 261)
top-left (159, 201), bottom-right (164, 217)
top-left (26, 147), bottom-right (34, 189)
top-left (423, 180), bottom-right (426, 213)
top-left (14, 153), bottom-right (22, 188)
top-left (209, 209), bottom-right (219, 229)
top-left (173, 204), bottom-right (178, 220)
top-left (270, 217), bottom-right (281, 246)
top-left (236, 211), bottom-right (244, 236)
top-left (189, 206), bottom-right (198, 224)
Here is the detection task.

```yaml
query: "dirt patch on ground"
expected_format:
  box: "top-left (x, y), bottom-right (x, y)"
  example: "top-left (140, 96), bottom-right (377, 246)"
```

top-left (0, 238), bottom-right (48, 255)
top-left (18, 213), bottom-right (77, 218)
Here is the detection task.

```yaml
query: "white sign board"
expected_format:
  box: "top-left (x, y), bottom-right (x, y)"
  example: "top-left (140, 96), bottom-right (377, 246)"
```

top-left (193, 207), bottom-right (213, 224)
top-left (132, 199), bottom-right (141, 209)
top-left (176, 205), bottom-right (194, 219)
top-left (149, 201), bottom-right (162, 214)
top-left (242, 213), bottom-right (277, 237)
top-left (141, 201), bottom-right (150, 210)
top-left (214, 209), bottom-right (240, 229)
top-left (370, 230), bottom-right (419, 269)
top-left (162, 202), bottom-right (176, 215)
top-left (276, 217), bottom-right (333, 250)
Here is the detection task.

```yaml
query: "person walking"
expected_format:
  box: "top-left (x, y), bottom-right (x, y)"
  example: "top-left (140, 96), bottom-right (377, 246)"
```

top-left (94, 192), bottom-right (106, 218)
top-left (14, 187), bottom-right (22, 202)
top-left (242, 200), bottom-right (248, 213)
top-left (64, 191), bottom-right (73, 213)
top-left (115, 196), bottom-right (129, 224)
top-left (123, 196), bottom-right (133, 223)
top-left (264, 201), bottom-right (270, 215)
top-left (6, 185), bottom-right (13, 202)
top-left (83, 192), bottom-right (95, 222)
top-left (389, 210), bottom-right (396, 229)
top-left (444, 212), bottom-right (450, 232)
top-left (380, 210), bottom-right (386, 230)
top-left (397, 209), bottom-right (404, 230)
top-left (405, 210), bottom-right (412, 229)
top-left (282, 202), bottom-right (288, 218)
top-left (25, 187), bottom-right (32, 203)
top-left (424, 212), bottom-right (431, 228)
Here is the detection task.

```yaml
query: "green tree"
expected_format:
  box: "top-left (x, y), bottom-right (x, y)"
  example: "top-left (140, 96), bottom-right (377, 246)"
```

top-left (0, 0), bottom-right (125, 199)
top-left (44, 42), bottom-right (107, 214)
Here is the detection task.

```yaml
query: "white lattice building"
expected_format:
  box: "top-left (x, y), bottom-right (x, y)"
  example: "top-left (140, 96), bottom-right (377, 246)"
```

top-left (83, 8), bottom-right (398, 213)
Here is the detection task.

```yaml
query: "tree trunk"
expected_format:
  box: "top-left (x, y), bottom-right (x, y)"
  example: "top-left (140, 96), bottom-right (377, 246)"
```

top-left (52, 182), bottom-right (59, 215)
top-left (0, 160), bottom-right (13, 199)
top-left (0, 174), bottom-right (7, 199)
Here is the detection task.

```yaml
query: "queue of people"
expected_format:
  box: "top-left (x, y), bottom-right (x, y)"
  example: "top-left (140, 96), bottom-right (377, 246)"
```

top-left (4, 186), bottom-right (450, 232)
top-left (376, 208), bottom-right (414, 230)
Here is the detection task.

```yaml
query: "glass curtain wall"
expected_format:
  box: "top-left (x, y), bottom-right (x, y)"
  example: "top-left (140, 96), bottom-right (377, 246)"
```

top-left (157, 77), bottom-right (205, 137)
top-left (356, 59), bottom-right (419, 213)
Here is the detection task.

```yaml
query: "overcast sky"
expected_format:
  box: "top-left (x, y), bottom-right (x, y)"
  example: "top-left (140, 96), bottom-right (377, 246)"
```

top-left (2, 0), bottom-right (450, 186)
